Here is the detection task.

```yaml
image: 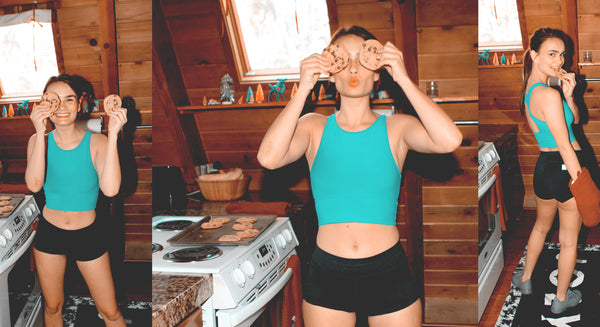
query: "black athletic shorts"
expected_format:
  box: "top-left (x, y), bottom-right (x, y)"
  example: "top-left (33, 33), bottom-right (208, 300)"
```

top-left (33, 214), bottom-right (107, 261)
top-left (303, 241), bottom-right (420, 316)
top-left (533, 150), bottom-right (589, 203)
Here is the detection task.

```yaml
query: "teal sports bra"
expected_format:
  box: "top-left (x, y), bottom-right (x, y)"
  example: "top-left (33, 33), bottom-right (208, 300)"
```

top-left (43, 131), bottom-right (99, 211)
top-left (525, 82), bottom-right (576, 148)
top-left (310, 114), bottom-right (401, 226)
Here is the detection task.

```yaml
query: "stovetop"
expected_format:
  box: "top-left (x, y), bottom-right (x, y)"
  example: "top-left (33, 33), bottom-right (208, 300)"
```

top-left (0, 195), bottom-right (39, 265)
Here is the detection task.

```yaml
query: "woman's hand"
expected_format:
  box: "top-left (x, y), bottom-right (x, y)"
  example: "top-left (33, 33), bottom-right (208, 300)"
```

top-left (298, 54), bottom-right (328, 92)
top-left (29, 102), bottom-right (52, 134)
top-left (557, 68), bottom-right (576, 99)
top-left (106, 107), bottom-right (127, 136)
top-left (378, 42), bottom-right (409, 83)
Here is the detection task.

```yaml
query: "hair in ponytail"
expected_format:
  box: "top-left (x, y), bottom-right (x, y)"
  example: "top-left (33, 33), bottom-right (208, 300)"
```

top-left (519, 27), bottom-right (569, 115)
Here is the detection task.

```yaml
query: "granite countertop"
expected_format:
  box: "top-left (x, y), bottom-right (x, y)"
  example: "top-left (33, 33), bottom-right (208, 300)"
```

top-left (152, 274), bottom-right (213, 327)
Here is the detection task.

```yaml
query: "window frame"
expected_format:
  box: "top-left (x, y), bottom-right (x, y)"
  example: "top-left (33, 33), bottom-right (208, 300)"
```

top-left (0, 3), bottom-right (63, 103)
top-left (477, 0), bottom-right (528, 53)
top-left (219, 0), bottom-right (335, 84)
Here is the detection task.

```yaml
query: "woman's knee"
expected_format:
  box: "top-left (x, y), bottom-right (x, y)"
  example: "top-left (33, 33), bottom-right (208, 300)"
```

top-left (98, 306), bottom-right (122, 321)
top-left (44, 300), bottom-right (64, 315)
top-left (532, 221), bottom-right (552, 235)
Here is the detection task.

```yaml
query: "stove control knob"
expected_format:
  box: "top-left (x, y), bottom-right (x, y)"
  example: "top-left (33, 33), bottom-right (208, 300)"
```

top-left (241, 260), bottom-right (255, 278)
top-left (0, 235), bottom-right (6, 247)
top-left (485, 153), bottom-right (492, 163)
top-left (29, 204), bottom-right (37, 214)
top-left (3, 229), bottom-right (12, 241)
top-left (232, 268), bottom-right (246, 287)
top-left (24, 208), bottom-right (33, 218)
top-left (282, 229), bottom-right (293, 243)
top-left (276, 234), bottom-right (286, 249)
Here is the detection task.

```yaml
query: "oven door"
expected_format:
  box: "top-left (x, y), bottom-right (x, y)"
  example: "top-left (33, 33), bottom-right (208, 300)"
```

top-left (1, 229), bottom-right (43, 327)
top-left (478, 173), bottom-right (502, 273)
top-left (213, 266), bottom-right (293, 327)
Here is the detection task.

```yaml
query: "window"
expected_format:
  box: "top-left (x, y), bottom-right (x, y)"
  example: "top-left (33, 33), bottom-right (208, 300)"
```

top-left (0, 9), bottom-right (59, 98)
top-left (221, 0), bottom-right (331, 83)
top-left (478, 0), bottom-right (523, 51)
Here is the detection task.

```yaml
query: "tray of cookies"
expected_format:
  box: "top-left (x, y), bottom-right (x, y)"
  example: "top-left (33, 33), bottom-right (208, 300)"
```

top-left (0, 194), bottom-right (25, 219)
top-left (167, 214), bottom-right (276, 246)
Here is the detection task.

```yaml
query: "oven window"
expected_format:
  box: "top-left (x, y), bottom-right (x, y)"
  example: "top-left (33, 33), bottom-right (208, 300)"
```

top-left (479, 190), bottom-right (495, 253)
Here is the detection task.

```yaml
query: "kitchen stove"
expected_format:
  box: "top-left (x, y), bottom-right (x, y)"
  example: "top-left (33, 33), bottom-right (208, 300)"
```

top-left (0, 195), bottom-right (43, 327)
top-left (163, 246), bottom-right (223, 262)
top-left (153, 219), bottom-right (194, 231)
top-left (152, 215), bottom-right (299, 327)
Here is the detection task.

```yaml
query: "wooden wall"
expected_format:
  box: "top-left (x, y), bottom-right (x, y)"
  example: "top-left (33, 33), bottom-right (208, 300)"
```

top-left (417, 0), bottom-right (478, 324)
top-left (0, 0), bottom-right (152, 261)
top-left (479, 0), bottom-right (598, 209)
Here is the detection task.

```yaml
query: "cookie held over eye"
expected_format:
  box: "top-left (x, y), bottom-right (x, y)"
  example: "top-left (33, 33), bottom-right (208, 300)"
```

top-left (322, 43), bottom-right (349, 73)
top-left (359, 39), bottom-right (384, 71)
top-left (41, 92), bottom-right (60, 113)
top-left (103, 94), bottom-right (122, 114)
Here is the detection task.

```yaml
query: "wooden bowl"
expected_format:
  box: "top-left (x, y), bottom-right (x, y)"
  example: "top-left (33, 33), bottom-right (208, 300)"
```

top-left (196, 176), bottom-right (250, 201)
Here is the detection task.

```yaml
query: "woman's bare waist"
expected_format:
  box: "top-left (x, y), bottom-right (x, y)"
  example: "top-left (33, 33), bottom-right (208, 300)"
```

top-left (316, 223), bottom-right (400, 259)
top-left (42, 206), bottom-right (96, 230)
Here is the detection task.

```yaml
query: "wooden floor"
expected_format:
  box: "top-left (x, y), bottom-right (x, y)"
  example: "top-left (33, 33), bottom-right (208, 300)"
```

top-left (478, 209), bottom-right (600, 326)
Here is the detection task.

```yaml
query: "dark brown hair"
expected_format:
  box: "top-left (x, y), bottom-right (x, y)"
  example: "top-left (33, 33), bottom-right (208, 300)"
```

top-left (43, 74), bottom-right (96, 119)
top-left (520, 27), bottom-right (569, 114)
top-left (330, 25), bottom-right (378, 44)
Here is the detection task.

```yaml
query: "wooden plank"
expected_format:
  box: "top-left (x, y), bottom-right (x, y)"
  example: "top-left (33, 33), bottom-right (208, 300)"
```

top-left (120, 80), bottom-right (152, 98)
top-left (423, 240), bottom-right (478, 256)
top-left (59, 26), bottom-right (100, 49)
top-left (98, 0), bottom-right (119, 95)
top-left (424, 270), bottom-right (477, 285)
top-left (417, 0), bottom-right (477, 27)
top-left (57, 5), bottom-right (99, 28)
top-left (160, 0), bottom-right (220, 17)
top-left (115, 0), bottom-right (152, 23)
top-left (417, 25), bottom-right (476, 54)
top-left (116, 21), bottom-right (152, 43)
top-left (119, 61), bottom-right (152, 81)
top-left (423, 186), bottom-right (477, 206)
top-left (337, 2), bottom-right (393, 30)
top-left (118, 41), bottom-right (152, 62)
top-left (418, 53), bottom-right (477, 80)
top-left (423, 223), bottom-right (477, 240)
top-left (424, 255), bottom-right (477, 270)
top-left (577, 0), bottom-right (600, 14)
top-left (423, 206), bottom-right (477, 223)
top-left (417, 79), bottom-right (477, 98)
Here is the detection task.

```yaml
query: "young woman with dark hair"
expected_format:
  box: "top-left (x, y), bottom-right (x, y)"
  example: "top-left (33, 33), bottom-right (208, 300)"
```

top-left (258, 25), bottom-right (462, 327)
top-left (25, 74), bottom-right (127, 326)
top-left (512, 27), bottom-right (586, 314)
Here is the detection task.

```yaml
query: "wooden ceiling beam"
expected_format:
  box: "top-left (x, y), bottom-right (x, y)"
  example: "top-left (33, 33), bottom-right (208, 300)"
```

top-left (561, 0), bottom-right (578, 71)
top-left (97, 0), bottom-right (119, 95)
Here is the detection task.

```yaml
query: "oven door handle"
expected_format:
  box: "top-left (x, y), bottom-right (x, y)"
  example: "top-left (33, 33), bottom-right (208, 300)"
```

top-left (216, 267), bottom-right (293, 327)
top-left (478, 174), bottom-right (497, 200)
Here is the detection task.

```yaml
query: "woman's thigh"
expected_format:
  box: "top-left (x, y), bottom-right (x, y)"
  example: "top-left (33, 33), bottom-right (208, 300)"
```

top-left (303, 300), bottom-right (356, 327)
top-left (33, 248), bottom-right (67, 305)
top-left (76, 252), bottom-right (118, 313)
top-left (368, 298), bottom-right (422, 327)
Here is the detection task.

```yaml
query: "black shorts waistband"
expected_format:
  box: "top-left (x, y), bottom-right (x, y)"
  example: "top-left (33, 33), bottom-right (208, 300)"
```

top-left (312, 241), bottom-right (406, 273)
top-left (538, 150), bottom-right (585, 163)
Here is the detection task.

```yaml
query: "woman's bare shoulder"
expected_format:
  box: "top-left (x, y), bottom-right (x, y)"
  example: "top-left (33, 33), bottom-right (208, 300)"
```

top-left (387, 112), bottom-right (419, 126)
top-left (298, 112), bottom-right (328, 128)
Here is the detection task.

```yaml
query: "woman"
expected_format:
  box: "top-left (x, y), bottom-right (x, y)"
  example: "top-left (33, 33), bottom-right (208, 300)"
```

top-left (25, 74), bottom-right (127, 326)
top-left (258, 26), bottom-right (462, 327)
top-left (512, 27), bottom-right (584, 314)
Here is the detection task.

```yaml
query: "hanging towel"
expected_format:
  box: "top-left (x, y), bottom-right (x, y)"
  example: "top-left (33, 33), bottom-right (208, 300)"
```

top-left (492, 165), bottom-right (508, 231)
top-left (282, 254), bottom-right (303, 327)
top-left (569, 167), bottom-right (600, 228)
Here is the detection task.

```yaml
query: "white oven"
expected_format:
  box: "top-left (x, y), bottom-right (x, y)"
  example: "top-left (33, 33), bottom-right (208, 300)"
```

top-left (478, 142), bottom-right (504, 321)
top-left (0, 194), bottom-right (43, 327)
top-left (152, 215), bottom-right (299, 327)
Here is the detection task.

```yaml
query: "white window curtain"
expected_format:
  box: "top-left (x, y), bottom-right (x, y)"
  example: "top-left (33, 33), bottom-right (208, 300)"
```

top-left (0, 9), bottom-right (51, 27)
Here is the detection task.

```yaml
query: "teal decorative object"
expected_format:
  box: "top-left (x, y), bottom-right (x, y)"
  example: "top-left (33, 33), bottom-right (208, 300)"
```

top-left (500, 53), bottom-right (507, 65)
top-left (268, 79), bottom-right (287, 102)
top-left (246, 87), bottom-right (254, 103)
top-left (479, 49), bottom-right (490, 65)
top-left (2, 106), bottom-right (6, 117)
top-left (17, 100), bottom-right (30, 116)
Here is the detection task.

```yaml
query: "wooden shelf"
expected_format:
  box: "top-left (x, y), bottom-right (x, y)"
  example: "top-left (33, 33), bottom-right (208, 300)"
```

top-left (479, 64), bottom-right (523, 69)
top-left (178, 96), bottom-right (478, 113)
top-left (578, 62), bottom-right (599, 66)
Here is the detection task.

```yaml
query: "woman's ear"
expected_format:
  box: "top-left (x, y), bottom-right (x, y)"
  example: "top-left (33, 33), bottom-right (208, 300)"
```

top-left (530, 50), bottom-right (538, 63)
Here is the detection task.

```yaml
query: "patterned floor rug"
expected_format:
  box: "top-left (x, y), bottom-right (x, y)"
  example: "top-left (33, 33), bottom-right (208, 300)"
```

top-left (496, 243), bottom-right (600, 327)
top-left (63, 296), bottom-right (151, 327)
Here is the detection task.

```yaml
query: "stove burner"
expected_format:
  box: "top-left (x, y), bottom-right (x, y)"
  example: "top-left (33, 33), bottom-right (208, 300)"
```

top-left (154, 220), bottom-right (194, 231)
top-left (152, 243), bottom-right (163, 253)
top-left (163, 246), bottom-right (223, 262)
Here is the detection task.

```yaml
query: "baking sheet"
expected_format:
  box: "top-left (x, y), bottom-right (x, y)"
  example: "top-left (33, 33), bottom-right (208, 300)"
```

top-left (0, 194), bottom-right (25, 219)
top-left (167, 214), bottom-right (276, 246)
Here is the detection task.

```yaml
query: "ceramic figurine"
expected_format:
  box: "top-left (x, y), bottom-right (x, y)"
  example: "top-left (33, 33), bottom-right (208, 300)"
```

top-left (208, 98), bottom-right (220, 105)
top-left (511, 53), bottom-right (517, 65)
top-left (2, 105), bottom-right (6, 117)
top-left (219, 74), bottom-right (235, 104)
top-left (17, 100), bottom-right (29, 116)
top-left (479, 49), bottom-right (490, 65)
top-left (318, 84), bottom-right (326, 101)
top-left (291, 83), bottom-right (298, 98)
top-left (492, 53), bottom-right (499, 65)
top-left (500, 53), bottom-right (506, 65)
top-left (238, 96), bottom-right (244, 104)
top-left (255, 84), bottom-right (265, 103)
top-left (203, 96), bottom-right (208, 106)
top-left (246, 87), bottom-right (254, 103)
top-left (8, 104), bottom-right (14, 117)
top-left (268, 78), bottom-right (287, 102)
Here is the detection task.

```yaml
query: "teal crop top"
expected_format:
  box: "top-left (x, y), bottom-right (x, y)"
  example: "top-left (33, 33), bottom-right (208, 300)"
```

top-left (525, 82), bottom-right (576, 148)
top-left (310, 114), bottom-right (401, 226)
top-left (43, 131), bottom-right (99, 211)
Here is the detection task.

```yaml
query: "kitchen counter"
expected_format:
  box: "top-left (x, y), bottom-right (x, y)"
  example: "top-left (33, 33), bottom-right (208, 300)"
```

top-left (152, 274), bottom-right (213, 327)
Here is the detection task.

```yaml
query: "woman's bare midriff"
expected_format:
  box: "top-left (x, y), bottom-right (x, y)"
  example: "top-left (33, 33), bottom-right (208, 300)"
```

top-left (43, 206), bottom-right (96, 230)
top-left (316, 223), bottom-right (400, 258)
top-left (539, 140), bottom-right (581, 152)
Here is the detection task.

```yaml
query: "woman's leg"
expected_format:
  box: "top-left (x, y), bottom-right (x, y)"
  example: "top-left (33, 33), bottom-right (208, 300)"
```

top-left (522, 196), bottom-right (558, 281)
top-left (33, 248), bottom-right (67, 327)
top-left (76, 252), bottom-right (125, 327)
top-left (369, 298), bottom-right (422, 327)
top-left (303, 300), bottom-right (356, 327)
top-left (556, 198), bottom-right (582, 301)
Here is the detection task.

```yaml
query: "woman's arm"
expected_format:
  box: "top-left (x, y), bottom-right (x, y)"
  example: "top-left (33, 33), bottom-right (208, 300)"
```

top-left (257, 54), bottom-right (327, 169)
top-left (25, 103), bottom-right (52, 192)
top-left (538, 87), bottom-right (581, 180)
top-left (95, 107), bottom-right (127, 197)
top-left (379, 42), bottom-right (462, 153)
top-left (558, 69), bottom-right (579, 124)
